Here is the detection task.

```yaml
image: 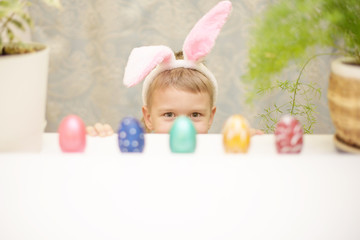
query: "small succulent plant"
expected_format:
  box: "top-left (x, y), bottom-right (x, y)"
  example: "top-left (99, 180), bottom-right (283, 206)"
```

top-left (0, 0), bottom-right (61, 55)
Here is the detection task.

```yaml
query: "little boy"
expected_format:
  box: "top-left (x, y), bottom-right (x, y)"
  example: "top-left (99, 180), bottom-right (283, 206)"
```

top-left (87, 1), bottom-right (262, 136)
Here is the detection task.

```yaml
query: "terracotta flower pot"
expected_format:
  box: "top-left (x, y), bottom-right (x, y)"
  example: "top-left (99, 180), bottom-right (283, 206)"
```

top-left (328, 57), bottom-right (360, 150)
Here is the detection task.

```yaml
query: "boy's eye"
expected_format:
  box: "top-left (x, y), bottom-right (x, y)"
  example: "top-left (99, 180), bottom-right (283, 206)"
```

top-left (190, 112), bottom-right (201, 118)
top-left (164, 112), bottom-right (175, 118)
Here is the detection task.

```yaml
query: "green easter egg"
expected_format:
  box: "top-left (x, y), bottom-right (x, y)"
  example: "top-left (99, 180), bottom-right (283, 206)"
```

top-left (169, 116), bottom-right (197, 153)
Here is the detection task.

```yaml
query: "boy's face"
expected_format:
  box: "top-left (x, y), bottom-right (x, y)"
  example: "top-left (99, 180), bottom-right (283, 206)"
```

top-left (142, 86), bottom-right (216, 133)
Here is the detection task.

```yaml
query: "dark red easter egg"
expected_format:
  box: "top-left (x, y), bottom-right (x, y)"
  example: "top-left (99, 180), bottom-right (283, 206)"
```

top-left (58, 115), bottom-right (86, 152)
top-left (275, 115), bottom-right (303, 154)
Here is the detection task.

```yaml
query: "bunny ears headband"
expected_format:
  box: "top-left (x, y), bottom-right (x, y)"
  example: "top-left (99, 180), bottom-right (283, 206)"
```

top-left (123, 1), bottom-right (232, 105)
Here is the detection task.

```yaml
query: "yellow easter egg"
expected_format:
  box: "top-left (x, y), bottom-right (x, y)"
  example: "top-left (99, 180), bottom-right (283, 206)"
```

top-left (222, 114), bottom-right (251, 153)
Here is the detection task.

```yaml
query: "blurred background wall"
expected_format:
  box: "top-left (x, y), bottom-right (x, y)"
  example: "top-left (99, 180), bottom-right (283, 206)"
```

top-left (29, 0), bottom-right (335, 134)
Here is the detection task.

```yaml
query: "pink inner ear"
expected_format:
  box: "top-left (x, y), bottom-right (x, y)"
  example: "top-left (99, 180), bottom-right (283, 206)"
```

top-left (123, 46), bottom-right (175, 87)
top-left (183, 1), bottom-right (232, 62)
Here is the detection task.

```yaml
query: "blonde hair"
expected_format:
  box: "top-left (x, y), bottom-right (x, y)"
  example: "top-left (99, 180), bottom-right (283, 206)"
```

top-left (147, 68), bottom-right (214, 108)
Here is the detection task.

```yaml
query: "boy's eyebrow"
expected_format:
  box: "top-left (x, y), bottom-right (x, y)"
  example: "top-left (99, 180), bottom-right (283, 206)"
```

top-left (156, 107), bottom-right (209, 113)
top-left (156, 108), bottom-right (174, 112)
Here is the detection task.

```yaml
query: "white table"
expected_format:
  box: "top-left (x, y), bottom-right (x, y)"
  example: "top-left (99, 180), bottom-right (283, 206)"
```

top-left (0, 134), bottom-right (359, 240)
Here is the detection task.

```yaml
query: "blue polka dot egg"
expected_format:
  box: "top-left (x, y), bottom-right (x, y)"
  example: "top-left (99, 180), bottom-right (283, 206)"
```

top-left (117, 117), bottom-right (145, 153)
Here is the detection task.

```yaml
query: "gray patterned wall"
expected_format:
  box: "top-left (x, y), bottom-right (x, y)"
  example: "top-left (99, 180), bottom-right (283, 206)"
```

top-left (29, 0), bottom-right (335, 134)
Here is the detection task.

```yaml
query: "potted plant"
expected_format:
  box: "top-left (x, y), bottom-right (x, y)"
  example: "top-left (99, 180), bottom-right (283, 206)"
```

top-left (0, 0), bottom-right (60, 152)
top-left (244, 0), bottom-right (360, 151)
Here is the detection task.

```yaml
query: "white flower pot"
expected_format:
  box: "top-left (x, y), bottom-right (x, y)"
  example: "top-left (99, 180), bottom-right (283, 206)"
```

top-left (0, 43), bottom-right (49, 152)
top-left (328, 57), bottom-right (360, 151)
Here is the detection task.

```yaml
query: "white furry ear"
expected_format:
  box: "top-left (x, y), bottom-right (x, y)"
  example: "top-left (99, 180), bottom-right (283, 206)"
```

top-left (123, 46), bottom-right (175, 87)
top-left (183, 1), bottom-right (232, 62)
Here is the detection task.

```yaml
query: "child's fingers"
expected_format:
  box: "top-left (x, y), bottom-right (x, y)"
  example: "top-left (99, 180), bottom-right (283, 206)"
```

top-left (86, 123), bottom-right (113, 137)
top-left (86, 126), bottom-right (97, 136)
top-left (250, 128), bottom-right (264, 136)
top-left (94, 123), bottom-right (107, 137)
top-left (103, 124), bottom-right (114, 136)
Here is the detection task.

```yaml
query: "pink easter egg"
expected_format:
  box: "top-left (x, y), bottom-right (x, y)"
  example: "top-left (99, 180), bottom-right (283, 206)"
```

top-left (58, 115), bottom-right (86, 152)
top-left (275, 115), bottom-right (303, 154)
